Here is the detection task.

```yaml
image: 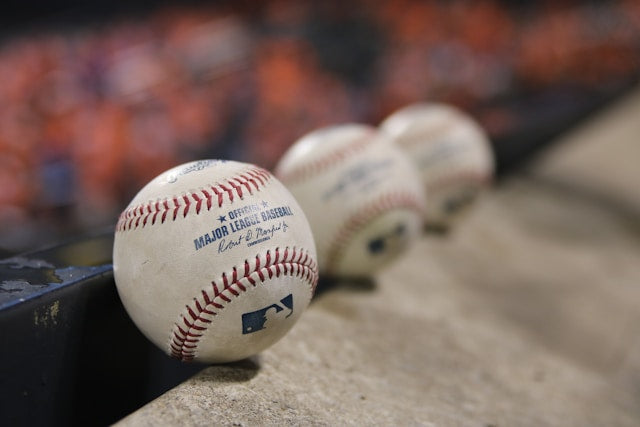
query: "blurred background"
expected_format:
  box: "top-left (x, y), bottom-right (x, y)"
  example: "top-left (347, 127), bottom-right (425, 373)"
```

top-left (0, 0), bottom-right (639, 255)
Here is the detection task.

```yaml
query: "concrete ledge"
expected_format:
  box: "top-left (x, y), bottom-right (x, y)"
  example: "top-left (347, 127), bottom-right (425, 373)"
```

top-left (117, 89), bottom-right (640, 426)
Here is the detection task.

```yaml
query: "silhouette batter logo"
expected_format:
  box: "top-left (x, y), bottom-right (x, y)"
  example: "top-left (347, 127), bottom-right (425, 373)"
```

top-left (242, 294), bottom-right (294, 334)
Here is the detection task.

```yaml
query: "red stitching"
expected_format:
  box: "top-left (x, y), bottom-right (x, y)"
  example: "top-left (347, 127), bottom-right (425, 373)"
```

top-left (236, 176), bottom-right (254, 195)
top-left (325, 192), bottom-right (424, 272)
top-left (192, 193), bottom-right (202, 214)
top-left (169, 246), bottom-right (318, 362)
top-left (276, 131), bottom-right (373, 184)
top-left (115, 166), bottom-right (272, 232)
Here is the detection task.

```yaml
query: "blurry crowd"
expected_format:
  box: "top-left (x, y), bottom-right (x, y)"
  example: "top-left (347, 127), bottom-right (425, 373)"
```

top-left (1, 0), bottom-right (639, 253)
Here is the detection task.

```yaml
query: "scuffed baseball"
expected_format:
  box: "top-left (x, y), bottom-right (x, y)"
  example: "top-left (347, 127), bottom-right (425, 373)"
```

top-left (113, 160), bottom-right (318, 363)
top-left (275, 124), bottom-right (426, 278)
top-left (380, 103), bottom-right (494, 229)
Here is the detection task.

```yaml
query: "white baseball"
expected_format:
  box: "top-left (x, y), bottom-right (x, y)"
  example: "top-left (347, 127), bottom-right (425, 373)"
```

top-left (275, 124), bottom-right (426, 278)
top-left (380, 103), bottom-right (495, 229)
top-left (113, 160), bottom-right (318, 363)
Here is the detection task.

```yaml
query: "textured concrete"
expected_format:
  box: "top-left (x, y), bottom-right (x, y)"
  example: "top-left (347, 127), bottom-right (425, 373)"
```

top-left (117, 87), bottom-right (640, 426)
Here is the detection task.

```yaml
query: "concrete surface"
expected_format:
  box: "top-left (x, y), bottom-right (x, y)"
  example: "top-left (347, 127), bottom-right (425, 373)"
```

top-left (116, 87), bottom-right (640, 426)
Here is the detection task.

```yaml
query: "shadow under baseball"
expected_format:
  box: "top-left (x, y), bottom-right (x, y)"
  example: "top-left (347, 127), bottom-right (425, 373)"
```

top-left (198, 356), bottom-right (262, 383)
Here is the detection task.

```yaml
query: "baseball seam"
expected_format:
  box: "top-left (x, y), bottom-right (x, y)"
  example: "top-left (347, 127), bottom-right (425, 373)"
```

top-left (276, 132), bottom-right (373, 183)
top-left (325, 191), bottom-right (425, 273)
top-left (116, 166), bottom-right (272, 232)
top-left (170, 246), bottom-right (318, 362)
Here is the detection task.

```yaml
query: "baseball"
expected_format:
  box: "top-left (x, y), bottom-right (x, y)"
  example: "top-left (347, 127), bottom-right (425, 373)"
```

top-left (380, 103), bottom-right (495, 229)
top-left (275, 124), bottom-right (426, 278)
top-left (113, 160), bottom-right (318, 363)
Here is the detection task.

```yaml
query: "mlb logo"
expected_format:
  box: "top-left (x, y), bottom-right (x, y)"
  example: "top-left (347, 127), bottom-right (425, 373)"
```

top-left (242, 294), bottom-right (294, 334)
